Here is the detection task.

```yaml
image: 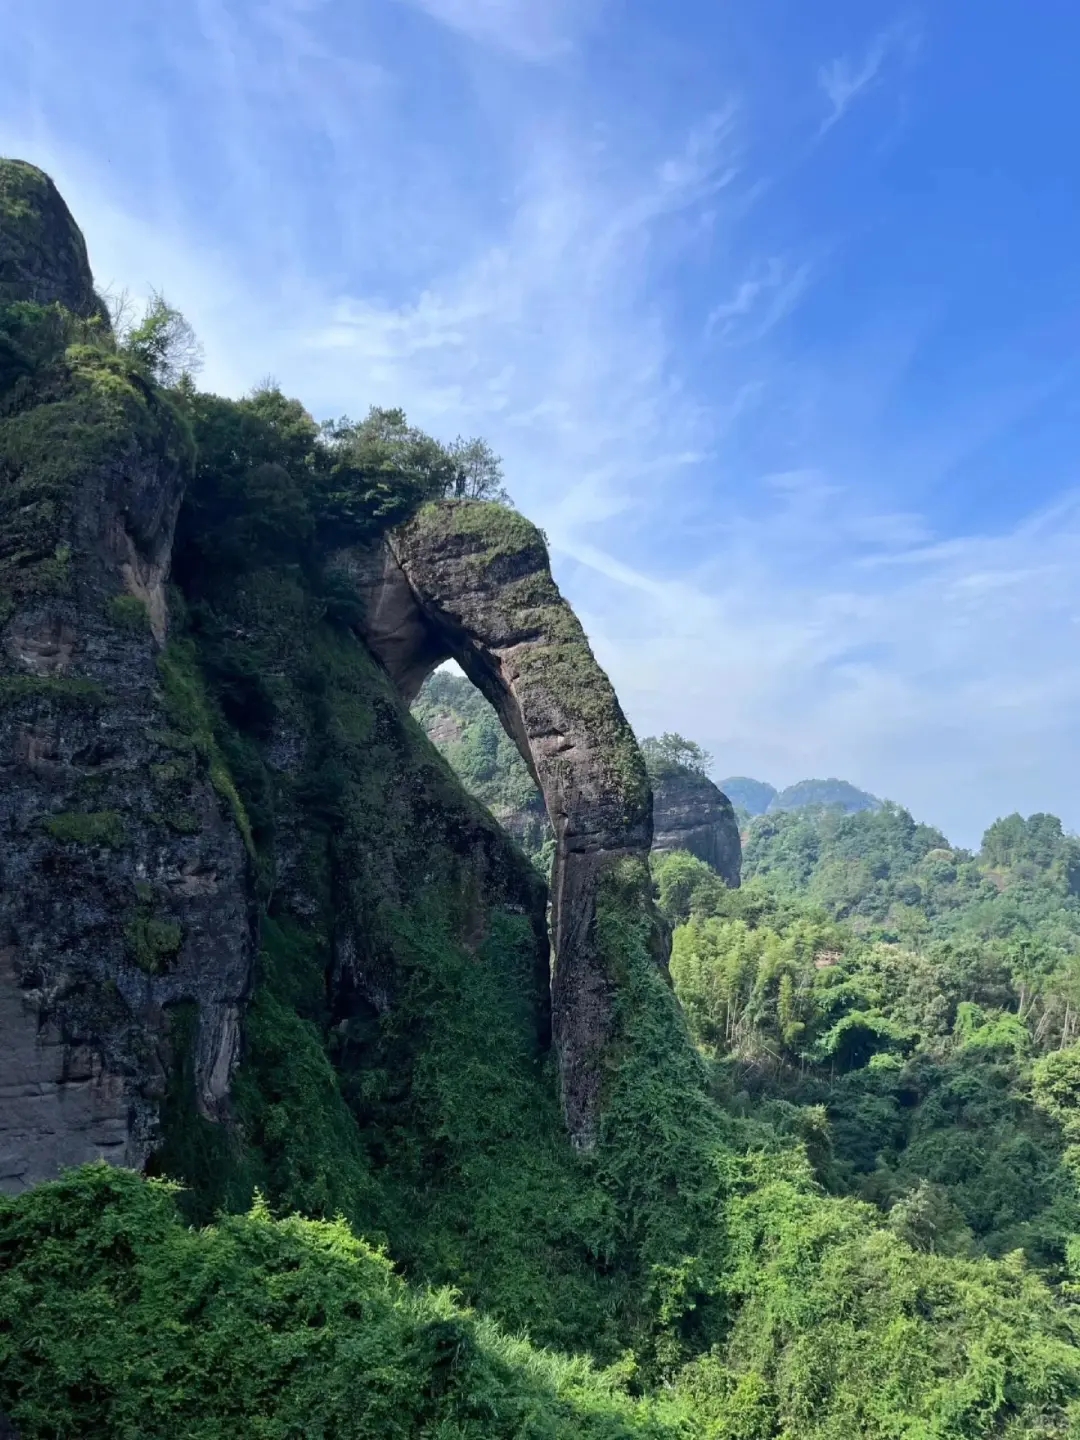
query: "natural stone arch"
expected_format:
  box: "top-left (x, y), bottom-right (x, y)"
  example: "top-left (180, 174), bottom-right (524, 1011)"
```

top-left (338, 499), bottom-right (664, 1148)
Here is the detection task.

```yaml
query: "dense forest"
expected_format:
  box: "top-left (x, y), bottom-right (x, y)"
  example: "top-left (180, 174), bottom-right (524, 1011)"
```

top-left (665, 801), bottom-right (1080, 1272)
top-left (418, 676), bottom-right (1080, 1285)
top-left (6, 159), bottom-right (1080, 1439)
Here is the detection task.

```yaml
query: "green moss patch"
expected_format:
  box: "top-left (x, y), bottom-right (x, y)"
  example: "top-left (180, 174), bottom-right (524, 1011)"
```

top-left (105, 592), bottom-right (151, 633)
top-left (125, 909), bottom-right (183, 974)
top-left (157, 639), bottom-right (253, 853)
top-left (0, 674), bottom-right (107, 709)
top-left (42, 810), bottom-right (125, 848)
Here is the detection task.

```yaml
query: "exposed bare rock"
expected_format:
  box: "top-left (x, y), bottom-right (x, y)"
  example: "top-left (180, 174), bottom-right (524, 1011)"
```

top-left (339, 500), bottom-right (663, 1148)
top-left (652, 770), bottom-right (742, 888)
top-left (0, 169), bottom-right (253, 1194)
top-left (0, 159), bottom-right (109, 322)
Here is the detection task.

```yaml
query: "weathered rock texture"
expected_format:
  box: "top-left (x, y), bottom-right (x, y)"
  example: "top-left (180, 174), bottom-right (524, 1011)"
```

top-left (338, 500), bottom-right (662, 1147)
top-left (652, 770), bottom-right (742, 888)
top-left (0, 160), bottom-right (662, 1183)
top-left (0, 161), bottom-right (252, 1193)
top-left (0, 160), bottom-right (109, 322)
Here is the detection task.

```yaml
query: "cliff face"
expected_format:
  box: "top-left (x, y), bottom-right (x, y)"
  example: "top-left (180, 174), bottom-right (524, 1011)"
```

top-left (0, 162), bottom-right (108, 322)
top-left (337, 500), bottom-right (664, 1148)
top-left (0, 162), bottom-right (254, 1191)
top-left (652, 769), bottom-right (741, 888)
top-left (0, 160), bottom-right (648, 1182)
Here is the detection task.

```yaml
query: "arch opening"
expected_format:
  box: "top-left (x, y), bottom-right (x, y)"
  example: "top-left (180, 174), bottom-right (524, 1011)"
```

top-left (337, 501), bottom-right (660, 1148)
top-left (413, 664), bottom-right (554, 877)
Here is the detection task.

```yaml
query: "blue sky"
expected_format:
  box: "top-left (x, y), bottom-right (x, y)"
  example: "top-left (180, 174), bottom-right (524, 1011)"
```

top-left (5, 0), bottom-right (1080, 846)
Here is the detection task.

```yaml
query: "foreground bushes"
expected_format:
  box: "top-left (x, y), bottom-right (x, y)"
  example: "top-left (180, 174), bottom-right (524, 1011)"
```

top-left (0, 1166), bottom-right (671, 1440)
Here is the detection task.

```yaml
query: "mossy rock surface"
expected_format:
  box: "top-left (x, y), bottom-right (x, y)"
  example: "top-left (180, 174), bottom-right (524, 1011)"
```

top-left (0, 160), bottom-right (108, 321)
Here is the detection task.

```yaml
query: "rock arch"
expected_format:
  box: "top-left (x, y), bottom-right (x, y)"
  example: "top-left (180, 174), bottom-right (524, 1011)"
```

top-left (337, 499), bottom-right (663, 1148)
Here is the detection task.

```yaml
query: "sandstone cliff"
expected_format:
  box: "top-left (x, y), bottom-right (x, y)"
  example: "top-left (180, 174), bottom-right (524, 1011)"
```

top-left (0, 161), bottom-right (108, 322)
top-left (0, 161), bottom-right (252, 1192)
top-left (0, 159), bottom-right (662, 1183)
top-left (336, 499), bottom-right (664, 1147)
top-left (651, 769), bottom-right (741, 888)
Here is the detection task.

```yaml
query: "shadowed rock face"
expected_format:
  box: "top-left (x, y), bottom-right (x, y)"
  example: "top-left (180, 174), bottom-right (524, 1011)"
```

top-left (0, 163), bottom-right (253, 1194)
top-left (652, 770), bottom-right (742, 888)
top-left (340, 500), bottom-right (664, 1148)
top-left (0, 160), bottom-right (109, 322)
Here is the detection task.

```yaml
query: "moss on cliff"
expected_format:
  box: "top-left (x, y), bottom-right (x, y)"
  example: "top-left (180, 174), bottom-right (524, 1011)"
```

top-left (154, 522), bottom-right (625, 1351)
top-left (401, 500), bottom-right (650, 822)
top-left (0, 160), bottom-right (108, 320)
top-left (41, 809), bottom-right (126, 848)
top-left (157, 638), bottom-right (255, 854)
top-left (0, 674), bottom-right (107, 708)
top-left (0, 318), bottom-right (192, 600)
top-left (6, 170), bottom-right (1080, 1438)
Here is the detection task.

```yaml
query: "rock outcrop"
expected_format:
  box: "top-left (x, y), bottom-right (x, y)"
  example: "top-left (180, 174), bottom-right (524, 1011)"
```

top-left (652, 770), bottom-right (742, 888)
top-left (0, 160), bottom-right (253, 1193)
top-left (339, 501), bottom-right (662, 1148)
top-left (0, 160), bottom-right (109, 322)
top-left (0, 160), bottom-right (663, 1178)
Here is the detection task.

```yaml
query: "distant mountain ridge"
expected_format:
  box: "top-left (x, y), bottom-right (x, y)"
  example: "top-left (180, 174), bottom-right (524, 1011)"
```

top-left (719, 775), bottom-right (881, 817)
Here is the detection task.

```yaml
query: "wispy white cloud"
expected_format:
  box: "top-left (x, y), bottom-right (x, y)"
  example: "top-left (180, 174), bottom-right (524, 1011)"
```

top-left (817, 18), bottom-right (921, 134)
top-left (394, 0), bottom-right (593, 60)
top-left (571, 480), bottom-right (1080, 849)
top-left (3, 0), bottom-right (1078, 848)
top-left (706, 256), bottom-right (812, 342)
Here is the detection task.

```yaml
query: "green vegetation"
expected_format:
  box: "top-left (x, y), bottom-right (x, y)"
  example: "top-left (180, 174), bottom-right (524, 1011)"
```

top-left (717, 776), bottom-right (778, 816)
top-left (0, 291), bottom-right (192, 602)
top-left (769, 777), bottom-right (881, 814)
top-left (641, 731), bottom-right (713, 778)
top-left (657, 798), bottom-right (1080, 1290)
top-left (718, 775), bottom-right (881, 818)
top-left (105, 591), bottom-right (151, 632)
top-left (42, 809), bottom-right (125, 848)
top-left (8, 247), bottom-right (1080, 1435)
top-left (0, 674), bottom-right (107, 708)
top-left (125, 909), bottom-right (184, 973)
top-left (0, 1166), bottom-right (674, 1440)
top-left (414, 668), bottom-right (551, 869)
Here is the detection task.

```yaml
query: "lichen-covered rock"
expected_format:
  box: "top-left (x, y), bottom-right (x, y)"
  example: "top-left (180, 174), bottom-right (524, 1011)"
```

top-left (652, 770), bottom-right (742, 887)
top-left (340, 500), bottom-right (664, 1148)
top-left (0, 182), bottom-right (252, 1193)
top-left (0, 160), bottom-right (108, 322)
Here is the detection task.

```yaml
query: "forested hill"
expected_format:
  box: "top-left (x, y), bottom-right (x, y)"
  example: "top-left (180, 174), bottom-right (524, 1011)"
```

top-left (418, 664), bottom-right (1080, 1302)
top-left (658, 800), bottom-right (1080, 1282)
top-left (719, 775), bottom-right (881, 817)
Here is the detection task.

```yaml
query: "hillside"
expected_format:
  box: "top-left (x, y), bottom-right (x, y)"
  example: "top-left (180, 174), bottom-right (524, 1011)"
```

top-left (720, 775), bottom-right (882, 817)
top-left (3, 159), bottom-right (1080, 1439)
top-left (659, 802), bottom-right (1080, 1276)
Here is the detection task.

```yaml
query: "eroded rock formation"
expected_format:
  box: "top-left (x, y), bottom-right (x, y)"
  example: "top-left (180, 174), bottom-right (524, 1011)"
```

top-left (0, 160), bottom-right (253, 1193)
top-left (338, 500), bottom-right (663, 1147)
top-left (0, 159), bottom-right (663, 1178)
top-left (0, 160), bottom-right (109, 321)
top-left (652, 770), bottom-right (742, 888)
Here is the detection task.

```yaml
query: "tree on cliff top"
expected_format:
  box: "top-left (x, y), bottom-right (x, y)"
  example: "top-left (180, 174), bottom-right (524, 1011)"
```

top-left (111, 289), bottom-right (204, 386)
top-left (641, 732), bottom-right (712, 779)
